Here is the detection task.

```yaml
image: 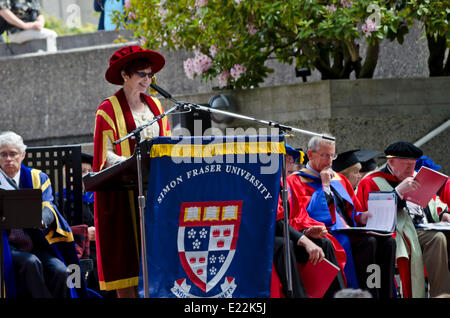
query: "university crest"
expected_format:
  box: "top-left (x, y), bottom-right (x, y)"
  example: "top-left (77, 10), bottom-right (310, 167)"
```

top-left (173, 200), bottom-right (242, 297)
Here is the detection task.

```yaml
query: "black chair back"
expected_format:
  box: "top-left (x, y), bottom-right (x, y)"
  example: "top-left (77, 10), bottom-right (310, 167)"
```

top-left (22, 145), bottom-right (83, 225)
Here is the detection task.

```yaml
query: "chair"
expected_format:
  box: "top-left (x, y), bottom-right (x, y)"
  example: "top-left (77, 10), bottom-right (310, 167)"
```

top-left (22, 145), bottom-right (93, 274)
top-left (22, 145), bottom-right (83, 225)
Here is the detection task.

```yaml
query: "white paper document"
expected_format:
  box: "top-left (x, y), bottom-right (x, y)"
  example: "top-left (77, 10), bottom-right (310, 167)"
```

top-left (416, 222), bottom-right (450, 231)
top-left (362, 191), bottom-right (397, 232)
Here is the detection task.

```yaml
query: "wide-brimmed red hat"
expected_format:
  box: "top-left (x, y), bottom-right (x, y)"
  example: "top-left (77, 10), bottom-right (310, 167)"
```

top-left (105, 45), bottom-right (166, 85)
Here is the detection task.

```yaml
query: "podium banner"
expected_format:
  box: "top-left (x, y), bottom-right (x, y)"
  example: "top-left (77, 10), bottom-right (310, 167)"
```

top-left (139, 135), bottom-right (284, 298)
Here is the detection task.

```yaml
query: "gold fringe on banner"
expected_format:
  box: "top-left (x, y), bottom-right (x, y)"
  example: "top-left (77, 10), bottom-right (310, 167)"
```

top-left (149, 141), bottom-right (286, 158)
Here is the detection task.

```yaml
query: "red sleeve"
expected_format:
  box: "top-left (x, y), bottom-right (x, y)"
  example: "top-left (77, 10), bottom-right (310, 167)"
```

top-left (356, 176), bottom-right (381, 212)
top-left (277, 175), bottom-right (326, 231)
top-left (439, 178), bottom-right (450, 206)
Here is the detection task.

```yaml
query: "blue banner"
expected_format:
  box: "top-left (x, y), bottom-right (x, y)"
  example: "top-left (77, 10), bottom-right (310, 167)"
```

top-left (139, 135), bottom-right (284, 298)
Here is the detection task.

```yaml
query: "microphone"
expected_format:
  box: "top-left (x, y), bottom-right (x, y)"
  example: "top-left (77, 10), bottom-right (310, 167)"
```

top-left (150, 83), bottom-right (172, 99)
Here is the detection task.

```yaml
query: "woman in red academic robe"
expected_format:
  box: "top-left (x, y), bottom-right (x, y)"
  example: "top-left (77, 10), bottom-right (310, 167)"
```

top-left (93, 45), bottom-right (171, 298)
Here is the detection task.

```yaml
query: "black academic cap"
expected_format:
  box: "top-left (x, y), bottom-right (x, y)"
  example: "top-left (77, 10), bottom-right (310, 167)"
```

top-left (383, 141), bottom-right (423, 160)
top-left (332, 149), bottom-right (360, 172)
top-left (355, 149), bottom-right (381, 172)
top-left (355, 149), bottom-right (381, 162)
top-left (360, 158), bottom-right (377, 172)
top-left (81, 153), bottom-right (93, 165)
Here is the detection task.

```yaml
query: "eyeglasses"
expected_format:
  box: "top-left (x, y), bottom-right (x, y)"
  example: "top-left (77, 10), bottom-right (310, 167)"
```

top-left (0, 152), bottom-right (20, 159)
top-left (136, 71), bottom-right (154, 79)
top-left (313, 151), bottom-right (337, 160)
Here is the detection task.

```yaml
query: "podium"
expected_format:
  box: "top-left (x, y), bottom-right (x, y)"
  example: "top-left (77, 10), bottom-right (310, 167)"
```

top-left (0, 189), bottom-right (42, 298)
top-left (83, 140), bottom-right (152, 192)
top-left (82, 139), bottom-right (153, 297)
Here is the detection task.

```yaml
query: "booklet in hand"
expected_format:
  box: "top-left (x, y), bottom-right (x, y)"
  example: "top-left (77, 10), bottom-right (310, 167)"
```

top-left (403, 166), bottom-right (448, 208)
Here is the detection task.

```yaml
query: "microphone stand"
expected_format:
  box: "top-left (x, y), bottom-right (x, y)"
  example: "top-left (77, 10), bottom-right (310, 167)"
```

top-left (113, 101), bottom-right (189, 299)
top-left (148, 84), bottom-right (335, 298)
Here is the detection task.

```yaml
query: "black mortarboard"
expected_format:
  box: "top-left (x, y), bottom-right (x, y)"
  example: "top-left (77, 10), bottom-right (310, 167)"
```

top-left (360, 158), bottom-right (377, 172)
top-left (383, 141), bottom-right (423, 160)
top-left (81, 153), bottom-right (93, 165)
top-left (332, 149), bottom-right (360, 172)
top-left (355, 149), bottom-right (381, 172)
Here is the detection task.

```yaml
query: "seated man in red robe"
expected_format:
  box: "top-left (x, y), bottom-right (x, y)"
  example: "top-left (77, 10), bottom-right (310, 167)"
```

top-left (357, 141), bottom-right (450, 298)
top-left (273, 143), bottom-right (346, 297)
top-left (288, 136), bottom-right (396, 298)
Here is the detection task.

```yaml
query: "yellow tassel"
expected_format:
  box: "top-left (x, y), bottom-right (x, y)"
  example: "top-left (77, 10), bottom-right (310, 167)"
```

top-left (299, 150), bottom-right (305, 165)
top-left (149, 75), bottom-right (157, 95)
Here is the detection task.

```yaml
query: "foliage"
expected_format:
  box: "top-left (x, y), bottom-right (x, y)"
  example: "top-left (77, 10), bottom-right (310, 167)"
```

top-left (118, 0), bottom-right (414, 88)
top-left (405, 0), bottom-right (450, 76)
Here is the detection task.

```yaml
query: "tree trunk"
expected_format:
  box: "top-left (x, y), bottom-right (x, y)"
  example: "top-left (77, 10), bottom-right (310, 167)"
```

top-left (315, 44), bottom-right (353, 80)
top-left (426, 32), bottom-right (446, 76)
top-left (358, 41), bottom-right (379, 79)
top-left (444, 51), bottom-right (450, 76)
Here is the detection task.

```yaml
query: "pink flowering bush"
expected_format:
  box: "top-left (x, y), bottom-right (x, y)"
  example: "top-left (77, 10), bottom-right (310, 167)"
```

top-left (361, 18), bottom-right (379, 38)
top-left (230, 64), bottom-right (246, 80)
top-left (118, 0), bottom-right (415, 86)
top-left (192, 51), bottom-right (213, 76)
top-left (217, 71), bottom-right (231, 88)
top-left (340, 0), bottom-right (353, 9)
top-left (183, 58), bottom-right (195, 80)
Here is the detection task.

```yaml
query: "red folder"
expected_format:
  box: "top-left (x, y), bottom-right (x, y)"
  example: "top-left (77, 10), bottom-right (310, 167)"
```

top-left (403, 166), bottom-right (448, 208)
top-left (297, 258), bottom-right (340, 298)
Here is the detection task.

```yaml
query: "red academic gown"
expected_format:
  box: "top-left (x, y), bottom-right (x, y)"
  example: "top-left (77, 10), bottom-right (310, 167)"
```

top-left (356, 169), bottom-right (420, 297)
top-left (357, 168), bottom-right (450, 298)
top-left (276, 171), bottom-right (348, 284)
top-left (93, 88), bottom-right (171, 291)
top-left (439, 178), bottom-right (450, 206)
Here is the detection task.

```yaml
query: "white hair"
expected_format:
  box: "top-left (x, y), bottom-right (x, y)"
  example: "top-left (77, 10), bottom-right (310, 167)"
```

top-left (0, 131), bottom-right (27, 153)
top-left (307, 135), bottom-right (335, 151)
top-left (334, 288), bottom-right (372, 298)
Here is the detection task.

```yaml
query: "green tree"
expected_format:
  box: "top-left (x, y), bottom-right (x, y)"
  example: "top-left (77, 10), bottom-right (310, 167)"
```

top-left (119, 0), bottom-right (410, 88)
top-left (406, 0), bottom-right (450, 76)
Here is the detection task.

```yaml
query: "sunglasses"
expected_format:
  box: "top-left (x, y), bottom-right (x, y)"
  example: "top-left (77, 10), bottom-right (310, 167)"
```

top-left (136, 71), bottom-right (155, 79)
